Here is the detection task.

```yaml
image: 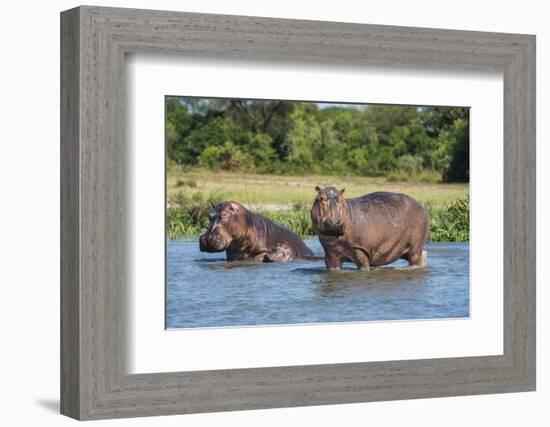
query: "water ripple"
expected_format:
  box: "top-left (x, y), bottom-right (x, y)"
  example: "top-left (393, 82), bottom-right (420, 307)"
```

top-left (167, 239), bottom-right (469, 328)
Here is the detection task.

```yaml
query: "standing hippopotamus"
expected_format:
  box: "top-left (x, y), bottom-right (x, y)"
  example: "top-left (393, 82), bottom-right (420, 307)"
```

top-left (311, 187), bottom-right (429, 270)
top-left (199, 201), bottom-right (313, 262)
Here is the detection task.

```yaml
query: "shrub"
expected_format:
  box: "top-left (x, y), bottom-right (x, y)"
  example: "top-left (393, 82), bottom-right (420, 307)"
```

top-left (166, 191), bottom-right (225, 239)
top-left (259, 209), bottom-right (314, 237)
top-left (415, 169), bottom-right (442, 183)
top-left (428, 197), bottom-right (469, 242)
top-left (397, 154), bottom-right (424, 175)
top-left (198, 142), bottom-right (252, 172)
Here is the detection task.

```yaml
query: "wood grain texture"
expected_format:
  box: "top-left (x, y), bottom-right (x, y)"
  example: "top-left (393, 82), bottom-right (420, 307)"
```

top-left (60, 7), bottom-right (80, 419)
top-left (60, 5), bottom-right (536, 420)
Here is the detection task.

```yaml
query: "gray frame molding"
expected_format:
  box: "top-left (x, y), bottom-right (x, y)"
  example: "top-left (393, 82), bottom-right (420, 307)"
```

top-left (60, 5), bottom-right (536, 420)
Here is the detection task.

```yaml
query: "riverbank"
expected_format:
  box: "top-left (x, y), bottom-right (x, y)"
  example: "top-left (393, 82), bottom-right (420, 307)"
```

top-left (167, 170), bottom-right (469, 242)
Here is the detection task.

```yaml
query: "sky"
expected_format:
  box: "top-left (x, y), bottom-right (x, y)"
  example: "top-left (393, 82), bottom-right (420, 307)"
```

top-left (315, 102), bottom-right (368, 110)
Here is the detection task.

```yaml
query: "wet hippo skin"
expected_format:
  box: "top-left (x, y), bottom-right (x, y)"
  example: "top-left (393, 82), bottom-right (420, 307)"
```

top-left (311, 187), bottom-right (429, 270)
top-left (199, 201), bottom-right (314, 262)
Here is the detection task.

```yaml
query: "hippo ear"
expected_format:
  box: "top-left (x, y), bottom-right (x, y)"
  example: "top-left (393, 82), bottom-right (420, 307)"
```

top-left (210, 201), bottom-right (216, 210)
top-left (339, 188), bottom-right (346, 195)
top-left (315, 186), bottom-right (321, 193)
top-left (228, 202), bottom-right (240, 212)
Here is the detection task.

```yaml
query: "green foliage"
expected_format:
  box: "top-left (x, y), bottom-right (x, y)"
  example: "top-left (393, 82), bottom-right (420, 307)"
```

top-left (442, 118), bottom-right (469, 182)
top-left (198, 142), bottom-right (252, 172)
top-left (397, 154), bottom-right (424, 175)
top-left (166, 191), bottom-right (225, 239)
top-left (428, 197), bottom-right (470, 242)
top-left (175, 178), bottom-right (197, 188)
top-left (247, 133), bottom-right (279, 172)
top-left (167, 191), bottom-right (469, 243)
top-left (166, 98), bottom-right (469, 182)
top-left (421, 107), bottom-right (470, 181)
top-left (362, 105), bottom-right (418, 145)
top-left (259, 209), bottom-right (314, 237)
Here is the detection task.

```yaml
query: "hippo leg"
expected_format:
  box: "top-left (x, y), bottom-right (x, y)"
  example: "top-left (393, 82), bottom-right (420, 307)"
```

top-left (353, 249), bottom-right (370, 271)
top-left (324, 252), bottom-right (343, 270)
top-left (405, 247), bottom-right (427, 268)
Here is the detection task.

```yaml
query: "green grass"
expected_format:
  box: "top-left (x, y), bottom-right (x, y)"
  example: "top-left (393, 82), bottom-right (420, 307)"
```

top-left (167, 191), bottom-right (226, 239)
top-left (259, 209), bottom-right (314, 238)
top-left (166, 169), bottom-right (469, 241)
top-left (385, 169), bottom-right (443, 183)
top-left (168, 168), bottom-right (468, 209)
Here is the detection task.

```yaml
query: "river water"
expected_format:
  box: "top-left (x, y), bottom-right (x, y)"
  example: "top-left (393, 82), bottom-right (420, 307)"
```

top-left (166, 238), bottom-right (469, 329)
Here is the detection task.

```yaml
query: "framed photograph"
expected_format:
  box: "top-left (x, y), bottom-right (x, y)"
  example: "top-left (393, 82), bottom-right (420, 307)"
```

top-left (60, 5), bottom-right (536, 420)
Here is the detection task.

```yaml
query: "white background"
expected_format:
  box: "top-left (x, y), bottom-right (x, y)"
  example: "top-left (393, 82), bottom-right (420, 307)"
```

top-left (128, 57), bottom-right (503, 373)
top-left (0, 0), bottom-right (547, 426)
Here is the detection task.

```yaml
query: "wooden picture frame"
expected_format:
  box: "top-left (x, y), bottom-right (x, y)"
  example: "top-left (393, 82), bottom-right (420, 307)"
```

top-left (60, 5), bottom-right (536, 420)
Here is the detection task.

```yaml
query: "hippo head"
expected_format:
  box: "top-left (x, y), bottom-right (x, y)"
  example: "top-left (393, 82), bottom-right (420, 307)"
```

top-left (199, 201), bottom-right (247, 252)
top-left (311, 186), bottom-right (348, 236)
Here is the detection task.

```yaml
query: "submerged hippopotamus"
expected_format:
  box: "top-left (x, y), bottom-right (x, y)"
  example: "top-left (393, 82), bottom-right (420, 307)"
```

top-left (199, 201), bottom-right (314, 262)
top-left (311, 187), bottom-right (429, 270)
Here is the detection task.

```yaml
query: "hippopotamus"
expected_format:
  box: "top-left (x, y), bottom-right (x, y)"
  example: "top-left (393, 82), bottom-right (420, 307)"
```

top-left (311, 187), bottom-right (429, 270)
top-left (199, 201), bottom-right (314, 262)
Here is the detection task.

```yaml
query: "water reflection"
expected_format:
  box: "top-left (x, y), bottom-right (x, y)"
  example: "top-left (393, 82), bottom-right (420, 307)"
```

top-left (199, 259), bottom-right (267, 270)
top-left (311, 266), bottom-right (429, 297)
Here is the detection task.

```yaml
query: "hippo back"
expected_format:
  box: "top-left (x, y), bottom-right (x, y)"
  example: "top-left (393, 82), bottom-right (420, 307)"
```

top-left (348, 191), bottom-right (429, 246)
top-left (250, 212), bottom-right (314, 257)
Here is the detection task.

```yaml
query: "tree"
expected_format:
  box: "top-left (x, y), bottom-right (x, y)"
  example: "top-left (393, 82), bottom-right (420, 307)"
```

top-left (247, 133), bottom-right (279, 172)
top-left (363, 105), bottom-right (418, 146)
top-left (178, 116), bottom-right (246, 165)
top-left (281, 107), bottom-right (322, 173)
top-left (443, 118), bottom-right (469, 182)
top-left (165, 97), bottom-right (469, 181)
top-left (198, 142), bottom-right (252, 172)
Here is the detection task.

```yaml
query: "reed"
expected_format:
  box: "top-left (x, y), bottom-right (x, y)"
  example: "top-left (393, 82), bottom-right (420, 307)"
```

top-left (427, 197), bottom-right (470, 242)
top-left (166, 190), bottom-right (469, 243)
top-left (166, 191), bottom-right (226, 239)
